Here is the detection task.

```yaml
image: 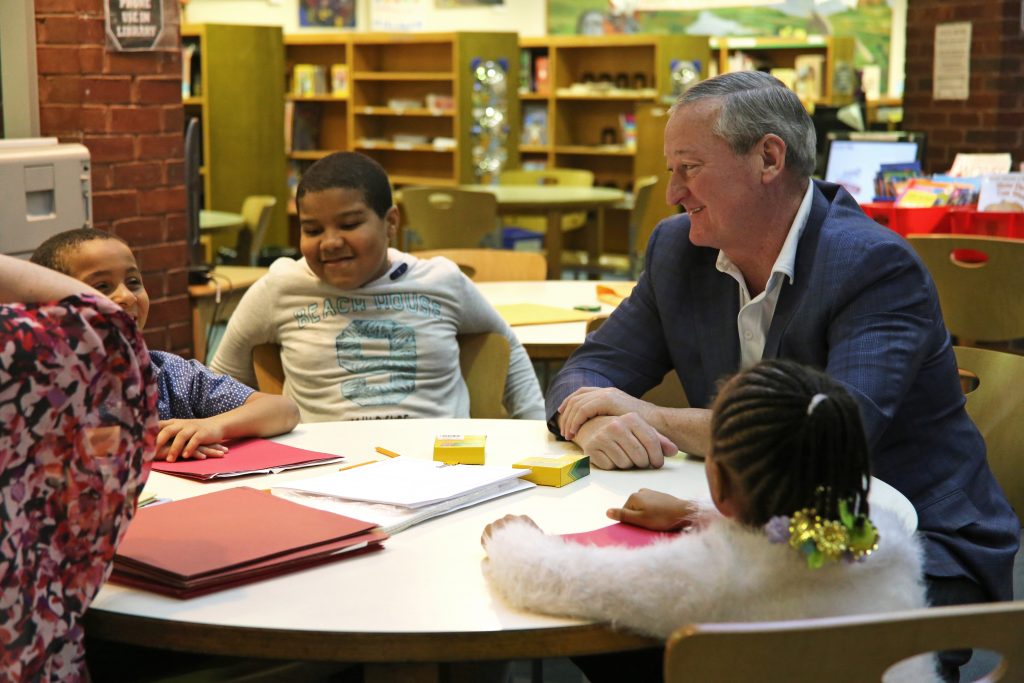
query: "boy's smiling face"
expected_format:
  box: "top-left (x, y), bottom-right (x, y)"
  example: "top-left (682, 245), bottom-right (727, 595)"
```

top-left (298, 187), bottom-right (398, 290)
top-left (64, 238), bottom-right (150, 328)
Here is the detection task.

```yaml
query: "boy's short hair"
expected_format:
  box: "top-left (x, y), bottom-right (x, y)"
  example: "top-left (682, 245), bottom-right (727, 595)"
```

top-left (296, 151), bottom-right (393, 219)
top-left (31, 228), bottom-right (127, 275)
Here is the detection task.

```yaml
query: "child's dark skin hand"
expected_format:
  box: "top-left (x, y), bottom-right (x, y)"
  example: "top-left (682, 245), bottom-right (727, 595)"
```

top-left (606, 488), bottom-right (699, 531)
top-left (481, 514), bottom-right (542, 549)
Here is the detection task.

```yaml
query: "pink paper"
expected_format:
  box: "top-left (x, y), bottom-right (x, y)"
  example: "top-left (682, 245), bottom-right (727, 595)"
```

top-left (152, 438), bottom-right (342, 480)
top-left (560, 522), bottom-right (678, 548)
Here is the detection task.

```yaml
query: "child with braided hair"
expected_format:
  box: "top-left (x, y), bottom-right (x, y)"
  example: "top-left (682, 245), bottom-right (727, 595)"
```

top-left (482, 359), bottom-right (936, 682)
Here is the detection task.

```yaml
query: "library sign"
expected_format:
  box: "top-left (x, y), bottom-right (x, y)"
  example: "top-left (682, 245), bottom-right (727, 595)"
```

top-left (105, 0), bottom-right (174, 51)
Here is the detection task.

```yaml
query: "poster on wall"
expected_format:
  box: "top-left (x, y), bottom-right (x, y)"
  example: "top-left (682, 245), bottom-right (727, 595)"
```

top-left (371, 0), bottom-right (429, 30)
top-left (933, 22), bottom-right (971, 101)
top-left (105, 0), bottom-right (178, 51)
top-left (300, 0), bottom-right (356, 27)
top-left (548, 0), bottom-right (893, 94)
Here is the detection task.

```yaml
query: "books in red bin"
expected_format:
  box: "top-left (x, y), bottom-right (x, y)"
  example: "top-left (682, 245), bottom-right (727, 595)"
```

top-left (561, 523), bottom-right (678, 548)
top-left (111, 487), bottom-right (386, 598)
top-left (152, 438), bottom-right (344, 481)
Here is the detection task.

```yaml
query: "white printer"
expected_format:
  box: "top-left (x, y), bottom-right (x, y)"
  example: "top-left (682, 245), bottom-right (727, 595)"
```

top-left (0, 137), bottom-right (92, 258)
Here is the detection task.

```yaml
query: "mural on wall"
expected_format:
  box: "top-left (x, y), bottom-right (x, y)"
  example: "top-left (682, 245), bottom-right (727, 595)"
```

top-left (300, 0), bottom-right (356, 27)
top-left (549, 0), bottom-right (893, 94)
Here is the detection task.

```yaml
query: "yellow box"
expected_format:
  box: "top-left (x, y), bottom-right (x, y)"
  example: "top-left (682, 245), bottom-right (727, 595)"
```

top-left (433, 434), bottom-right (486, 465)
top-left (512, 454), bottom-right (590, 487)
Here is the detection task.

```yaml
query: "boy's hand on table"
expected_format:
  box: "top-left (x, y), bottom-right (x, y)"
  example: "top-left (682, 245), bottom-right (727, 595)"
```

top-left (156, 418), bottom-right (229, 462)
top-left (607, 489), bottom-right (698, 532)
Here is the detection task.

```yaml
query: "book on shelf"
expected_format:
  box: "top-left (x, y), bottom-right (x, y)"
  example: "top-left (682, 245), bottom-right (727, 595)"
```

top-left (181, 42), bottom-right (196, 98)
top-left (291, 102), bottom-right (322, 152)
top-left (292, 64), bottom-right (328, 97)
top-left (619, 113), bottom-right (637, 151)
top-left (534, 56), bottom-right (550, 95)
top-left (521, 103), bottom-right (548, 145)
top-left (770, 67), bottom-right (797, 92)
top-left (519, 49), bottom-right (533, 93)
top-left (794, 54), bottom-right (825, 101)
top-left (330, 64), bottom-right (348, 98)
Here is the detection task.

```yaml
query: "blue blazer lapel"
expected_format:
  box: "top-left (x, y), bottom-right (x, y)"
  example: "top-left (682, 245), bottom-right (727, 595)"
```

top-left (764, 183), bottom-right (828, 359)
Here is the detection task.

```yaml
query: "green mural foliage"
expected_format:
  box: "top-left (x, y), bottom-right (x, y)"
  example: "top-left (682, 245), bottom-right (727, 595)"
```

top-left (548, 0), bottom-right (892, 94)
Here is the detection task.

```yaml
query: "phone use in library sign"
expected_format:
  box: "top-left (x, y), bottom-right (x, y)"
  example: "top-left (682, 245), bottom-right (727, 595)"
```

top-left (105, 0), bottom-right (177, 51)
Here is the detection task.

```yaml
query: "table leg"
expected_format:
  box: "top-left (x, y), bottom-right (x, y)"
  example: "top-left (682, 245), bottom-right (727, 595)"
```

top-left (545, 210), bottom-right (564, 280)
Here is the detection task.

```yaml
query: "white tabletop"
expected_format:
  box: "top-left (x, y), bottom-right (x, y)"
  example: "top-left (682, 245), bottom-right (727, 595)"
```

top-left (477, 280), bottom-right (633, 358)
top-left (88, 419), bottom-right (916, 663)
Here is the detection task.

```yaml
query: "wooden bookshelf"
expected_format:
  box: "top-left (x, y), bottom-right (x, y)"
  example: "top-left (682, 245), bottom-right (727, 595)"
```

top-left (517, 35), bottom-right (709, 255)
top-left (181, 24), bottom-right (288, 251)
top-left (284, 31), bottom-right (520, 195)
top-left (710, 35), bottom-right (856, 107)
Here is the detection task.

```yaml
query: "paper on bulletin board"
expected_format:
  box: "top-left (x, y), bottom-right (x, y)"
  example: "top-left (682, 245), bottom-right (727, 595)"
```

top-left (370, 0), bottom-right (428, 31)
top-left (933, 22), bottom-right (971, 101)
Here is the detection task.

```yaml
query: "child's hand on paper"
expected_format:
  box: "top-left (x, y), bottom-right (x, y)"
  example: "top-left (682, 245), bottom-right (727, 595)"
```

top-left (481, 514), bottom-right (542, 549)
top-left (607, 488), bottom-right (698, 532)
top-left (156, 418), bottom-right (229, 462)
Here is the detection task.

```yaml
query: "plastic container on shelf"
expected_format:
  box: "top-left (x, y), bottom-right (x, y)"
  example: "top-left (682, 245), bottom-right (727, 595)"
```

top-left (859, 202), bottom-right (956, 236)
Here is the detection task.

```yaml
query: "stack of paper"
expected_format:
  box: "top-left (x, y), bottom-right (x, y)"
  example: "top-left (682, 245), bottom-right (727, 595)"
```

top-left (273, 458), bottom-right (533, 535)
top-left (111, 487), bottom-right (386, 598)
top-left (152, 438), bottom-right (343, 481)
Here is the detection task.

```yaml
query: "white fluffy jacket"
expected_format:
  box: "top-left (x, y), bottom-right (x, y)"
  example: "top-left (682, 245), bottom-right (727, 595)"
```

top-left (483, 507), bottom-right (937, 682)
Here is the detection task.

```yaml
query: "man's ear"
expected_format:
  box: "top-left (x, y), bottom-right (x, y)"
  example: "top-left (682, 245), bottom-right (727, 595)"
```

top-left (758, 133), bottom-right (787, 184)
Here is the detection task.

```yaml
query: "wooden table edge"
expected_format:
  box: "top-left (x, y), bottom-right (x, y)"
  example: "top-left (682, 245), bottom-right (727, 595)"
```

top-left (83, 611), bottom-right (659, 661)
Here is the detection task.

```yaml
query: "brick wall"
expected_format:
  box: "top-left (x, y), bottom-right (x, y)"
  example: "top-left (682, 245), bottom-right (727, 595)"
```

top-left (903, 0), bottom-right (1024, 173)
top-left (35, 0), bottom-right (192, 355)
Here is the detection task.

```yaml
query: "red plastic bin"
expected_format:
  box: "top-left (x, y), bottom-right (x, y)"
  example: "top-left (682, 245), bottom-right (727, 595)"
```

top-left (859, 202), bottom-right (956, 236)
top-left (948, 209), bottom-right (1024, 239)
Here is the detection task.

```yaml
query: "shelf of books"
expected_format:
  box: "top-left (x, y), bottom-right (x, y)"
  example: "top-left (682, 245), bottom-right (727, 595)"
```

top-left (710, 35), bottom-right (856, 107)
top-left (285, 31), bottom-right (520, 203)
top-left (518, 35), bottom-right (709, 255)
top-left (181, 24), bottom-right (289, 252)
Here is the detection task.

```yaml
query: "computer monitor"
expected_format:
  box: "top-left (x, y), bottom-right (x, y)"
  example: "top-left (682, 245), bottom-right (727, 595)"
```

top-left (823, 132), bottom-right (926, 205)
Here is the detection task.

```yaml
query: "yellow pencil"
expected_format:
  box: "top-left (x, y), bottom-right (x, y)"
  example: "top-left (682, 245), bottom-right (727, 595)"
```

top-left (375, 446), bottom-right (401, 458)
top-left (339, 460), bottom-right (376, 472)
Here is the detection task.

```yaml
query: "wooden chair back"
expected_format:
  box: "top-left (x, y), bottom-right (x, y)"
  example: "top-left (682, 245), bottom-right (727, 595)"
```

top-left (628, 175), bottom-right (659, 277)
top-left (665, 601), bottom-right (1024, 682)
top-left (400, 187), bottom-right (499, 250)
top-left (411, 248), bottom-right (547, 282)
top-left (907, 234), bottom-right (1024, 344)
top-left (585, 316), bottom-right (688, 408)
top-left (500, 167), bottom-right (595, 233)
top-left (251, 333), bottom-right (509, 419)
top-left (234, 195), bottom-right (277, 266)
top-left (954, 345), bottom-right (1024, 516)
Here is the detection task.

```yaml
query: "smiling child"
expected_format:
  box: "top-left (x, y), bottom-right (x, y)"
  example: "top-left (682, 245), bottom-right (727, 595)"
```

top-left (209, 151), bottom-right (543, 422)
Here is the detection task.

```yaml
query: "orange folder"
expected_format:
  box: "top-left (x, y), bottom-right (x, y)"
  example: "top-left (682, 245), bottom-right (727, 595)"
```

top-left (111, 487), bottom-right (386, 598)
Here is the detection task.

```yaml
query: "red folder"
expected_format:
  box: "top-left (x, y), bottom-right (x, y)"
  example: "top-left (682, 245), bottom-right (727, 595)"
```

top-left (152, 438), bottom-right (343, 481)
top-left (111, 487), bottom-right (386, 598)
top-left (560, 523), bottom-right (677, 548)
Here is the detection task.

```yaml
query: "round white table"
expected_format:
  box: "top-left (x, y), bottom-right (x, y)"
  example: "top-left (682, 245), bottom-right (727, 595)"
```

top-left (86, 419), bottom-right (916, 675)
top-left (477, 280), bottom-right (635, 361)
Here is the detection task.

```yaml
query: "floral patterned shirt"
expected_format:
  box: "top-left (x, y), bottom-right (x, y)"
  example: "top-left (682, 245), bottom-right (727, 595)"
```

top-left (0, 295), bottom-right (158, 682)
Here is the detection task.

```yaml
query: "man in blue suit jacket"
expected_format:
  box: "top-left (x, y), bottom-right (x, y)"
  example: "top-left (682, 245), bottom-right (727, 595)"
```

top-left (549, 71), bottom-right (1018, 680)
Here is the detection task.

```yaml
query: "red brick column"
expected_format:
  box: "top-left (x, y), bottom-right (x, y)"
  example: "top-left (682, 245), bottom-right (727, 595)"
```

top-left (902, 0), bottom-right (1024, 174)
top-left (35, 0), bottom-right (192, 355)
